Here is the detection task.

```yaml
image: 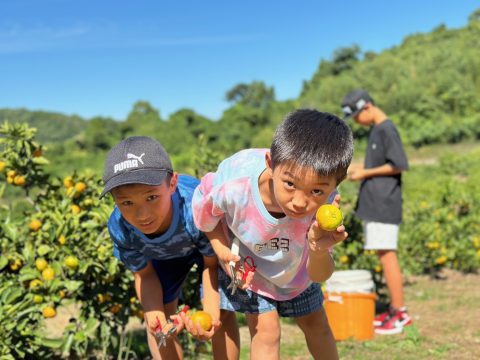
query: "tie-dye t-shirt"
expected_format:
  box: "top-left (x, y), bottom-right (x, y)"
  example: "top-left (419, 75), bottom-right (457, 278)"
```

top-left (108, 174), bottom-right (215, 272)
top-left (192, 148), bottom-right (317, 301)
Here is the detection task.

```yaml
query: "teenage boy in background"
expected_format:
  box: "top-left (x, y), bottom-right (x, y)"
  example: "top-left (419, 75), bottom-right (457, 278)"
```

top-left (341, 89), bottom-right (412, 335)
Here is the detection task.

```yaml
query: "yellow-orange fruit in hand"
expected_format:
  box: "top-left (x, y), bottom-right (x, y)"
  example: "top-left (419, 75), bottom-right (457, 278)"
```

top-left (316, 204), bottom-right (343, 231)
top-left (190, 311), bottom-right (213, 331)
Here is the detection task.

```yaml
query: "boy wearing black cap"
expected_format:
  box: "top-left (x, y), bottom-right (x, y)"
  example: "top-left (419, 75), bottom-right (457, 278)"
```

top-left (341, 90), bottom-right (412, 335)
top-left (101, 136), bottom-right (238, 359)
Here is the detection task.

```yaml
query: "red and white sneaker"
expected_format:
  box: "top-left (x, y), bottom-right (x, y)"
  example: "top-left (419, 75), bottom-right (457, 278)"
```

top-left (373, 310), bottom-right (390, 326)
top-left (375, 308), bottom-right (412, 335)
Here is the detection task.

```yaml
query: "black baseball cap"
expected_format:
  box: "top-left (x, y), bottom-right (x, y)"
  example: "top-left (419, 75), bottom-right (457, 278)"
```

top-left (100, 136), bottom-right (173, 198)
top-left (341, 89), bottom-right (374, 120)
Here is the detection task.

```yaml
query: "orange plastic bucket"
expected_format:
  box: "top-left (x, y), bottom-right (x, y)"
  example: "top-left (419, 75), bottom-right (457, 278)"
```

top-left (324, 292), bottom-right (376, 341)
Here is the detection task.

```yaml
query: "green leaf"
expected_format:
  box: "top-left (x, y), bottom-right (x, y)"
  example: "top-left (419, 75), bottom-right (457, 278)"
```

top-left (108, 259), bottom-right (118, 275)
top-left (18, 268), bottom-right (38, 282)
top-left (1, 288), bottom-right (22, 305)
top-left (0, 255), bottom-right (8, 271)
top-left (22, 241), bottom-right (35, 261)
top-left (37, 245), bottom-right (52, 256)
top-left (63, 280), bottom-right (83, 293)
top-left (35, 336), bottom-right (64, 349)
top-left (73, 331), bottom-right (86, 342)
top-left (32, 156), bottom-right (50, 165)
top-left (3, 223), bottom-right (18, 241)
top-left (84, 317), bottom-right (99, 336)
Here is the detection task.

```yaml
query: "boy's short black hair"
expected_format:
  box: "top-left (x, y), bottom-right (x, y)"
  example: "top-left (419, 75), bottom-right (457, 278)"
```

top-left (270, 109), bottom-right (353, 183)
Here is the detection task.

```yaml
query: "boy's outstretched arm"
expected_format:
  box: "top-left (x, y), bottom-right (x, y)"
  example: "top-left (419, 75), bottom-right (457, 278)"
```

top-left (307, 195), bottom-right (348, 282)
top-left (133, 262), bottom-right (185, 334)
top-left (182, 255), bottom-right (222, 341)
top-left (133, 262), bottom-right (183, 358)
top-left (348, 163), bottom-right (403, 181)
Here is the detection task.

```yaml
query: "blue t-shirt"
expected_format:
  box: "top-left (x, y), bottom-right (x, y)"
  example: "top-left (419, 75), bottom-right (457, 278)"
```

top-left (108, 174), bottom-right (215, 272)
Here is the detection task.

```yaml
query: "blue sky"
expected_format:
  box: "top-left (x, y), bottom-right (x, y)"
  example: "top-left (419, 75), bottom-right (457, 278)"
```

top-left (0, 1), bottom-right (478, 121)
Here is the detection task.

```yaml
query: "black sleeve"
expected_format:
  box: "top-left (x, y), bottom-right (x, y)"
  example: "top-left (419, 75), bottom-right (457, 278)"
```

top-left (383, 125), bottom-right (409, 171)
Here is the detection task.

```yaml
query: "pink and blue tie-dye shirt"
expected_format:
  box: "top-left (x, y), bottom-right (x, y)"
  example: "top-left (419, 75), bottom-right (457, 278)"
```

top-left (192, 148), bottom-right (317, 301)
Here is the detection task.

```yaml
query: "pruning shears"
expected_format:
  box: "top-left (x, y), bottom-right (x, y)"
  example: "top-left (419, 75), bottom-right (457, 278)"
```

top-left (154, 305), bottom-right (190, 348)
top-left (226, 237), bottom-right (256, 295)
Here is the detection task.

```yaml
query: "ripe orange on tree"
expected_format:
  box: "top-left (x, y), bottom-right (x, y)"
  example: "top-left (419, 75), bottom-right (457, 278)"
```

top-left (63, 176), bottom-right (74, 188)
top-left (71, 204), bottom-right (81, 214)
top-left (64, 256), bottom-right (79, 270)
top-left (109, 304), bottom-right (122, 314)
top-left (9, 258), bottom-right (22, 271)
top-left (74, 182), bottom-right (86, 193)
top-left (316, 204), bottom-right (343, 231)
top-left (29, 279), bottom-right (42, 290)
top-left (29, 219), bottom-right (42, 232)
top-left (190, 311), bottom-right (213, 331)
top-left (42, 267), bottom-right (55, 281)
top-left (35, 258), bottom-right (48, 271)
top-left (42, 306), bottom-right (56, 318)
top-left (13, 175), bottom-right (26, 186)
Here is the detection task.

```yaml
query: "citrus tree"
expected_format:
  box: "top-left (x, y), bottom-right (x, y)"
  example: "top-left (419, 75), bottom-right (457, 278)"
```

top-left (0, 123), bottom-right (141, 358)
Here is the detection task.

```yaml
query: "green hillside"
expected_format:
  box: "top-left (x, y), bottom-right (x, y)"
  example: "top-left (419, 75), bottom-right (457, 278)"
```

top-left (300, 9), bottom-right (480, 147)
top-left (0, 109), bottom-right (87, 143)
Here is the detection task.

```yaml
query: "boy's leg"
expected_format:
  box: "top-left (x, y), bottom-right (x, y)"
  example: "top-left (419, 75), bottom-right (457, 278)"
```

top-left (246, 311), bottom-right (281, 360)
top-left (211, 310), bottom-right (240, 360)
top-left (378, 250), bottom-right (404, 309)
top-left (146, 299), bottom-right (183, 360)
top-left (295, 308), bottom-right (338, 360)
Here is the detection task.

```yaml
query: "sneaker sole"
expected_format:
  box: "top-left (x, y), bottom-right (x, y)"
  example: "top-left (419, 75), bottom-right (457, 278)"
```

top-left (375, 327), bottom-right (403, 335)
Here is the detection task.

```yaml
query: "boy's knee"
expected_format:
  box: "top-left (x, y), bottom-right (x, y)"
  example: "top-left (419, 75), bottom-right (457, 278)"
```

top-left (256, 327), bottom-right (281, 346)
top-left (296, 309), bottom-right (329, 333)
top-left (251, 317), bottom-right (281, 345)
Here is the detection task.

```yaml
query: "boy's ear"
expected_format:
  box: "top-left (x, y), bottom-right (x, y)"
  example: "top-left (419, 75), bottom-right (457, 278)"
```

top-left (169, 172), bottom-right (178, 193)
top-left (264, 152), bottom-right (273, 175)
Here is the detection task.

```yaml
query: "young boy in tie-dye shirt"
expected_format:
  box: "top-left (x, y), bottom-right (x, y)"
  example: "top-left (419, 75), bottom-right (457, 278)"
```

top-left (186, 109), bottom-right (353, 359)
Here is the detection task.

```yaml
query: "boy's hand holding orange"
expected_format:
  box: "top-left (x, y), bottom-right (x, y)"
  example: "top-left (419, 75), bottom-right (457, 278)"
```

top-left (308, 195), bottom-right (348, 252)
top-left (180, 309), bottom-right (221, 341)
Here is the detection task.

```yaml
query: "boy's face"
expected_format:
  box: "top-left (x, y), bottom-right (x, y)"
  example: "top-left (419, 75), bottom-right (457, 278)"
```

top-left (265, 154), bottom-right (337, 219)
top-left (353, 103), bottom-right (373, 126)
top-left (111, 174), bottom-right (178, 236)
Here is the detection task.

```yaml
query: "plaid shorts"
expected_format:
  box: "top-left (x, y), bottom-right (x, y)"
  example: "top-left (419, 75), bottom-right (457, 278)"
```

top-left (218, 268), bottom-right (324, 317)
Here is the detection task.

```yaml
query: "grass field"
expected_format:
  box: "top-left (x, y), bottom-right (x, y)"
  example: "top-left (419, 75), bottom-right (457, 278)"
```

top-left (238, 269), bottom-right (480, 360)
top-left (46, 270), bottom-right (479, 359)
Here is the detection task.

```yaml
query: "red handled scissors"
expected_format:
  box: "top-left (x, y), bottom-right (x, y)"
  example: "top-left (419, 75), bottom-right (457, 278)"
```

top-left (226, 238), bottom-right (256, 295)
